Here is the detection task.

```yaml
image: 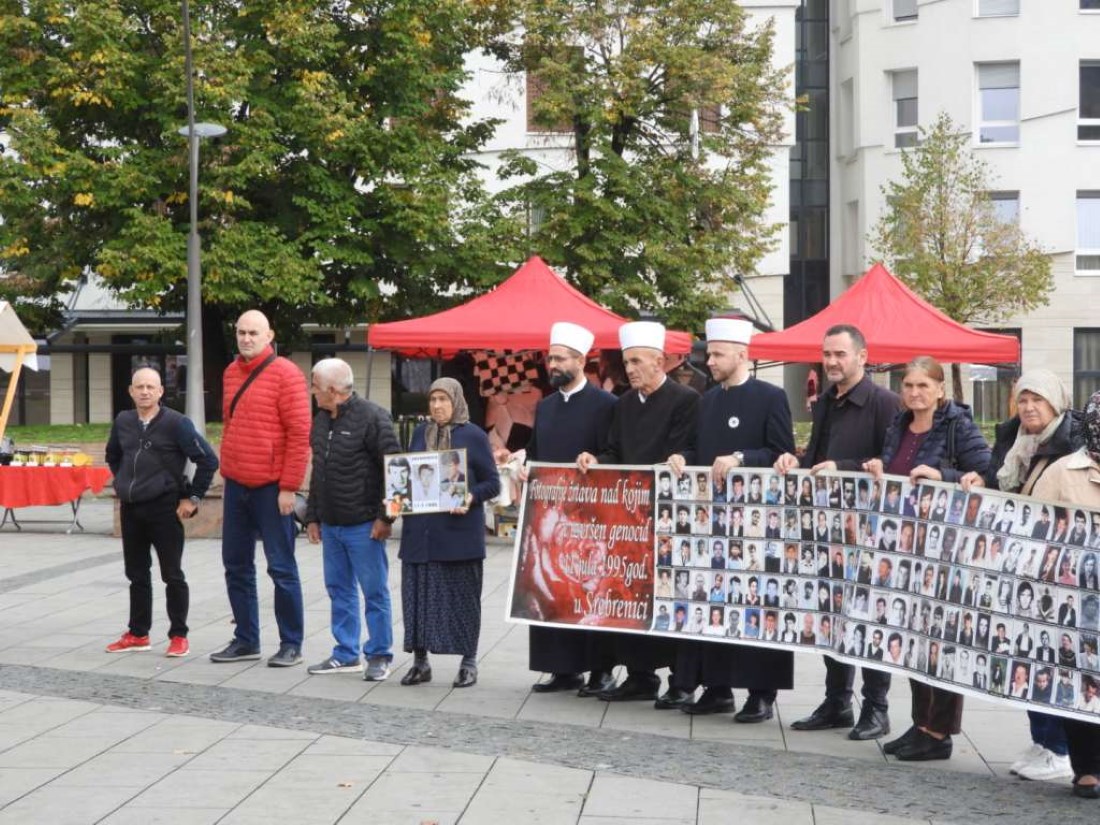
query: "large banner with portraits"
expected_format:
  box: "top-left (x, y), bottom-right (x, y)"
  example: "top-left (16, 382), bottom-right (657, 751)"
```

top-left (506, 463), bottom-right (1100, 723)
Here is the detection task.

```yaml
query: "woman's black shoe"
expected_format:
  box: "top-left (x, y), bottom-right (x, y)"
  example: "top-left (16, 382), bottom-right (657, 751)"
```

top-left (453, 667), bottom-right (478, 688)
top-left (895, 731), bottom-right (952, 762)
top-left (400, 664), bottom-right (432, 686)
top-left (883, 726), bottom-right (919, 755)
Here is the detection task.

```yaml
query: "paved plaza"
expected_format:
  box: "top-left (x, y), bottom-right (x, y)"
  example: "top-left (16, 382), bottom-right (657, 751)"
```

top-left (0, 500), bottom-right (1095, 823)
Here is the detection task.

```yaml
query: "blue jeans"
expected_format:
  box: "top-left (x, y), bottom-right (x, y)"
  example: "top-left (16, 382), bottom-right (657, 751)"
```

top-left (321, 521), bottom-right (393, 663)
top-left (222, 480), bottom-right (304, 648)
top-left (1029, 710), bottom-right (1068, 756)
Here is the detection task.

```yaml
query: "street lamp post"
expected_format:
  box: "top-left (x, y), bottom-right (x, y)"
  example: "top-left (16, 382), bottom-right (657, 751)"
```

top-left (180, 0), bottom-right (224, 436)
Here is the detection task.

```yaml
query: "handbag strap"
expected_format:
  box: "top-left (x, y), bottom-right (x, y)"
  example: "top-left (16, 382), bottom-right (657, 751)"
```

top-left (229, 352), bottom-right (277, 421)
top-left (945, 416), bottom-right (959, 470)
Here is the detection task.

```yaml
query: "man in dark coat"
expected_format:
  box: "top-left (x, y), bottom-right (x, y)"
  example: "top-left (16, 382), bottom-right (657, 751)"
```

top-left (106, 366), bottom-right (218, 658)
top-left (303, 358), bottom-right (401, 681)
top-left (525, 322), bottom-right (617, 695)
top-left (578, 321), bottom-right (699, 701)
top-left (774, 324), bottom-right (900, 741)
top-left (663, 318), bottom-right (795, 721)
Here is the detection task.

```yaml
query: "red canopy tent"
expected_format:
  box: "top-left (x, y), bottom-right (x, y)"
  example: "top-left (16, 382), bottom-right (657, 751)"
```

top-left (748, 263), bottom-right (1020, 364)
top-left (367, 256), bottom-right (693, 356)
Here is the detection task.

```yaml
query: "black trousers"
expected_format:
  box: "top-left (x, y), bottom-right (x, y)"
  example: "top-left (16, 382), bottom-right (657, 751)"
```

top-left (1064, 719), bottom-right (1100, 778)
top-left (529, 626), bottom-right (615, 674)
top-left (910, 680), bottom-right (964, 734)
top-left (824, 656), bottom-right (890, 711)
top-left (670, 639), bottom-right (793, 698)
top-left (121, 495), bottom-right (188, 639)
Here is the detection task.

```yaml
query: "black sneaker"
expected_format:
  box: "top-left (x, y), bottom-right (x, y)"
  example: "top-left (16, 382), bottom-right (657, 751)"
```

top-left (209, 639), bottom-right (262, 663)
top-left (267, 644), bottom-right (302, 668)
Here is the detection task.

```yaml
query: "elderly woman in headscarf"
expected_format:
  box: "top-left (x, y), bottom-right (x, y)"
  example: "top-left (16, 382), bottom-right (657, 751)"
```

top-left (1032, 390), bottom-right (1100, 798)
top-left (398, 378), bottom-right (500, 689)
top-left (961, 368), bottom-right (1084, 783)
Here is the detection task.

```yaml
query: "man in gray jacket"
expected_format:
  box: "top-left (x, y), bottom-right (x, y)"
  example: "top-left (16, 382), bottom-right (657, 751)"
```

top-left (105, 366), bottom-right (218, 658)
top-left (305, 358), bottom-right (400, 680)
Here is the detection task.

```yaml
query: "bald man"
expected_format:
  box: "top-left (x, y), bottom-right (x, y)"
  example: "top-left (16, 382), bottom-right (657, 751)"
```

top-left (105, 366), bottom-right (218, 657)
top-left (211, 310), bottom-right (312, 667)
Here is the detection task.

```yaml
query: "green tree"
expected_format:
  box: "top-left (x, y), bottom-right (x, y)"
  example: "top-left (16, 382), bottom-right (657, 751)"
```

top-left (0, 0), bottom-right (514, 342)
top-left (870, 112), bottom-right (1052, 400)
top-left (490, 0), bottom-right (788, 329)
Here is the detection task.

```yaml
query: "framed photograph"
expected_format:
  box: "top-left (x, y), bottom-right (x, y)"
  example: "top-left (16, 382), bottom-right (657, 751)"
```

top-left (384, 448), bottom-right (468, 516)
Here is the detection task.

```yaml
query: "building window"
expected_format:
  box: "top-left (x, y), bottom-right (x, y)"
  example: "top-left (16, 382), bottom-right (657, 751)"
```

top-left (1083, 0), bottom-right (1100, 11)
top-left (977, 0), bottom-right (1019, 16)
top-left (1078, 191), bottom-right (1100, 275)
top-left (988, 191), bottom-right (1019, 224)
top-left (1080, 61), bottom-right (1100, 141)
top-left (1074, 329), bottom-right (1100, 407)
top-left (893, 0), bottom-right (918, 21)
top-left (977, 62), bottom-right (1020, 144)
top-left (892, 70), bottom-right (918, 148)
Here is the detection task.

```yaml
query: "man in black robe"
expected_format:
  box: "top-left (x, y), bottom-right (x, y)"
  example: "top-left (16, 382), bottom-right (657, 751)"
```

top-left (525, 322), bottom-right (618, 695)
top-left (664, 318), bottom-right (795, 720)
top-left (577, 321), bottom-right (699, 701)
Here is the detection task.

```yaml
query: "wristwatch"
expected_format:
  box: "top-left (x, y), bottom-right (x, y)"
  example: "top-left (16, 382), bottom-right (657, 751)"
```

top-left (188, 495), bottom-right (202, 508)
top-left (732, 451), bottom-right (745, 467)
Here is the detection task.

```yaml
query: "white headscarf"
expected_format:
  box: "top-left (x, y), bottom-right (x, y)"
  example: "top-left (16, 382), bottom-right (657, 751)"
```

top-left (996, 369), bottom-right (1071, 492)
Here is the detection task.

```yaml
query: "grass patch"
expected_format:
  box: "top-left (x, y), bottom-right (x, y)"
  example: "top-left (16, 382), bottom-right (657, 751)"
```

top-left (7, 422), bottom-right (224, 446)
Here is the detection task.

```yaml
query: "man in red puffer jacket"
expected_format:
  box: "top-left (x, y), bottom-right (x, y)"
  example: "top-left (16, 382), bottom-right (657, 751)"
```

top-left (210, 309), bottom-right (311, 667)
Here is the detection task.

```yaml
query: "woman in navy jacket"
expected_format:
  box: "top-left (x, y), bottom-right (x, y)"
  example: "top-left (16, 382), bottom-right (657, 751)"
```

top-left (399, 377), bottom-right (500, 689)
top-left (864, 356), bottom-right (991, 761)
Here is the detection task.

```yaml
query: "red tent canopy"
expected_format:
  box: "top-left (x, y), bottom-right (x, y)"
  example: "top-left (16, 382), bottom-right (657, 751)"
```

top-left (748, 263), bottom-right (1020, 364)
top-left (367, 256), bottom-right (693, 356)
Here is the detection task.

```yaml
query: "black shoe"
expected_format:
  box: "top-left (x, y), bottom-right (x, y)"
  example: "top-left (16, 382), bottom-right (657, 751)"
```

top-left (400, 664), bottom-right (432, 685)
top-left (683, 688), bottom-right (735, 715)
top-left (599, 674), bottom-right (659, 702)
top-left (1072, 780), bottom-right (1100, 799)
top-left (578, 670), bottom-right (617, 697)
top-left (848, 705), bottom-right (890, 741)
top-left (267, 643), bottom-right (302, 668)
top-left (453, 667), bottom-right (478, 688)
top-left (654, 687), bottom-right (694, 710)
top-left (209, 639), bottom-right (261, 663)
top-left (733, 694), bottom-right (774, 724)
top-left (789, 702), bottom-right (854, 731)
top-left (895, 731), bottom-right (952, 761)
top-left (531, 673), bottom-right (584, 693)
top-left (883, 726), bottom-right (919, 755)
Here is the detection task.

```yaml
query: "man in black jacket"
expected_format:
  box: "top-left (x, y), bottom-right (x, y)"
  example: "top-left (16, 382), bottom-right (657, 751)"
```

top-left (305, 358), bottom-right (400, 681)
top-left (775, 323), bottom-right (899, 741)
top-left (105, 366), bottom-right (218, 658)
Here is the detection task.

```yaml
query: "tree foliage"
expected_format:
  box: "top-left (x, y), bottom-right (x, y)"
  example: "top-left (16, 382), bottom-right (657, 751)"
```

top-left (490, 0), bottom-right (788, 329)
top-left (870, 112), bottom-right (1053, 331)
top-left (0, 0), bottom-right (515, 336)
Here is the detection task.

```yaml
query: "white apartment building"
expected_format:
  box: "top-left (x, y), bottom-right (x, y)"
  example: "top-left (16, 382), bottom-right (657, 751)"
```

top-left (832, 0), bottom-right (1100, 408)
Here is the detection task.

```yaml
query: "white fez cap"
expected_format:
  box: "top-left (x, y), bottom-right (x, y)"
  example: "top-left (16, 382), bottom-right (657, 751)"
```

top-left (705, 318), bottom-right (754, 345)
top-left (550, 321), bottom-right (594, 355)
top-left (619, 321), bottom-right (666, 352)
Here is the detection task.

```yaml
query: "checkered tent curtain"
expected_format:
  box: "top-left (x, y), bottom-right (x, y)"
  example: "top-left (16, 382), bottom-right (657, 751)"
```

top-left (473, 350), bottom-right (541, 396)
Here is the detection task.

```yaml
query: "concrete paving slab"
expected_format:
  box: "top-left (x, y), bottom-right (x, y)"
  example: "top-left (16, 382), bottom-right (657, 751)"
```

top-left (0, 782), bottom-right (144, 825)
top-left (0, 767), bottom-right (64, 807)
top-left (460, 757), bottom-right (590, 823)
top-left (127, 768), bottom-right (272, 809)
top-left (697, 789), bottom-right (813, 825)
top-left (582, 774), bottom-right (698, 821)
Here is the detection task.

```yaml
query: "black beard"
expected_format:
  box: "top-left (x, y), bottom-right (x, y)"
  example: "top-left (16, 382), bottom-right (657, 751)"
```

top-left (549, 369), bottom-right (576, 388)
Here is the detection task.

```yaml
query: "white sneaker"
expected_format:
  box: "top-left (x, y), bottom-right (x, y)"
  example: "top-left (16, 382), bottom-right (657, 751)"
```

top-left (1009, 742), bottom-right (1045, 775)
top-left (1017, 749), bottom-right (1073, 782)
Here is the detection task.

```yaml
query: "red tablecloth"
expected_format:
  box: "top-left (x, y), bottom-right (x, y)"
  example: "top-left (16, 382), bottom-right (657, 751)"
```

top-left (0, 466), bottom-right (113, 509)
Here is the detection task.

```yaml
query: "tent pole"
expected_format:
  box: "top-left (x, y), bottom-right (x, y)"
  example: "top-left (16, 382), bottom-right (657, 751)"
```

top-left (364, 346), bottom-right (374, 402)
top-left (0, 348), bottom-right (28, 444)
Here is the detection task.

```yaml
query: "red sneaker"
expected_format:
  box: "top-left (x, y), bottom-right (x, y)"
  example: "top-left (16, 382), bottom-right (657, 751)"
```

top-left (165, 636), bottom-right (190, 658)
top-left (105, 632), bottom-right (151, 653)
